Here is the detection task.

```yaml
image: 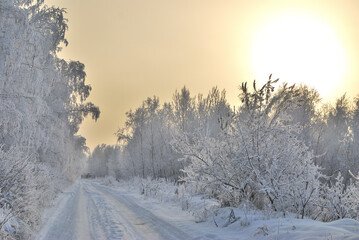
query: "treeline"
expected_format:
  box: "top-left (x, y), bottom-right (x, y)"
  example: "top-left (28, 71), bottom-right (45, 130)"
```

top-left (0, 0), bottom-right (99, 238)
top-left (88, 76), bottom-right (359, 222)
top-left (88, 86), bottom-right (232, 180)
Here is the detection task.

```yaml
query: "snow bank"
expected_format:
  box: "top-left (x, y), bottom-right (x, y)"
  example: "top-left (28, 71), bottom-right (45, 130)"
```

top-left (97, 177), bottom-right (359, 240)
top-left (214, 208), bottom-right (359, 240)
top-left (96, 177), bottom-right (220, 223)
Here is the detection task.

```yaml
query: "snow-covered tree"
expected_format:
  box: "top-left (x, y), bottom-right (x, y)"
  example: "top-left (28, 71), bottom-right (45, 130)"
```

top-left (318, 172), bottom-right (359, 221)
top-left (174, 77), bottom-right (322, 218)
top-left (0, 0), bottom-right (99, 237)
top-left (87, 144), bottom-right (121, 178)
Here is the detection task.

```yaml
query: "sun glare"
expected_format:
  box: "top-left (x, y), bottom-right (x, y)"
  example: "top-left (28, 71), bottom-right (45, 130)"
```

top-left (251, 13), bottom-right (347, 99)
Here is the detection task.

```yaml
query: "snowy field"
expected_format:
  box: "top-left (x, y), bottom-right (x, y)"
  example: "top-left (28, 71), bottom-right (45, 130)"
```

top-left (35, 179), bottom-right (359, 240)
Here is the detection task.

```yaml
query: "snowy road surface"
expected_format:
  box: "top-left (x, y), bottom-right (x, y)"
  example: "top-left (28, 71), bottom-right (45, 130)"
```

top-left (37, 179), bottom-right (359, 240)
top-left (37, 180), bottom-right (192, 240)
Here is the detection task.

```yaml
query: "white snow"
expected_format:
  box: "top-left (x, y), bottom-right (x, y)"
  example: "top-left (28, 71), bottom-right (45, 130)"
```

top-left (36, 179), bottom-right (359, 240)
top-left (37, 180), bottom-right (191, 240)
top-left (0, 208), bottom-right (19, 237)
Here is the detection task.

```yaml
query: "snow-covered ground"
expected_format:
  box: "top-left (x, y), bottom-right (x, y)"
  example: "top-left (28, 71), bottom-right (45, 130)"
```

top-left (36, 179), bottom-right (359, 240)
top-left (37, 180), bottom-right (191, 240)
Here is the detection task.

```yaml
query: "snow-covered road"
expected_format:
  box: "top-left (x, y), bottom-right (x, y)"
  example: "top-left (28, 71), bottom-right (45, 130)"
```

top-left (37, 180), bottom-right (192, 240)
top-left (36, 179), bottom-right (359, 240)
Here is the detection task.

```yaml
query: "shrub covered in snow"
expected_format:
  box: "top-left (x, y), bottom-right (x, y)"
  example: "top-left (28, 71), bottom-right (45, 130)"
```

top-left (110, 77), bottom-right (359, 223)
top-left (174, 78), bottom-right (323, 219)
top-left (317, 172), bottom-right (359, 221)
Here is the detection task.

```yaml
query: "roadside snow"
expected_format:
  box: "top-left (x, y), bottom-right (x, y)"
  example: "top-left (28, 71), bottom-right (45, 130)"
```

top-left (36, 178), bottom-right (359, 239)
top-left (97, 177), bottom-right (359, 240)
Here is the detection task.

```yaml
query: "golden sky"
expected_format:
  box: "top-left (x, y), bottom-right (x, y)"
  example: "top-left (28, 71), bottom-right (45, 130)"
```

top-left (46, 0), bottom-right (359, 150)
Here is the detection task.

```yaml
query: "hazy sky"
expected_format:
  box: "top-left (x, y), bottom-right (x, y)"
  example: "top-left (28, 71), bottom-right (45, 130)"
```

top-left (46, 0), bottom-right (359, 150)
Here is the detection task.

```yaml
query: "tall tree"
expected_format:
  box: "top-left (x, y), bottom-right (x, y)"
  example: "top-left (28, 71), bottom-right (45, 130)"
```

top-left (0, 0), bottom-right (99, 237)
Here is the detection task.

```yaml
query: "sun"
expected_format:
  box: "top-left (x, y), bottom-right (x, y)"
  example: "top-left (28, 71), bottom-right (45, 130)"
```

top-left (251, 12), bottom-right (347, 99)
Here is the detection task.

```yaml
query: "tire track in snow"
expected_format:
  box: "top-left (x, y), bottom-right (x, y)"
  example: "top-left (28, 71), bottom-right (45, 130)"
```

top-left (75, 182), bottom-right (92, 240)
top-left (38, 180), bottom-right (192, 240)
top-left (82, 182), bottom-right (128, 239)
top-left (89, 182), bottom-right (192, 240)
top-left (38, 181), bottom-right (92, 240)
